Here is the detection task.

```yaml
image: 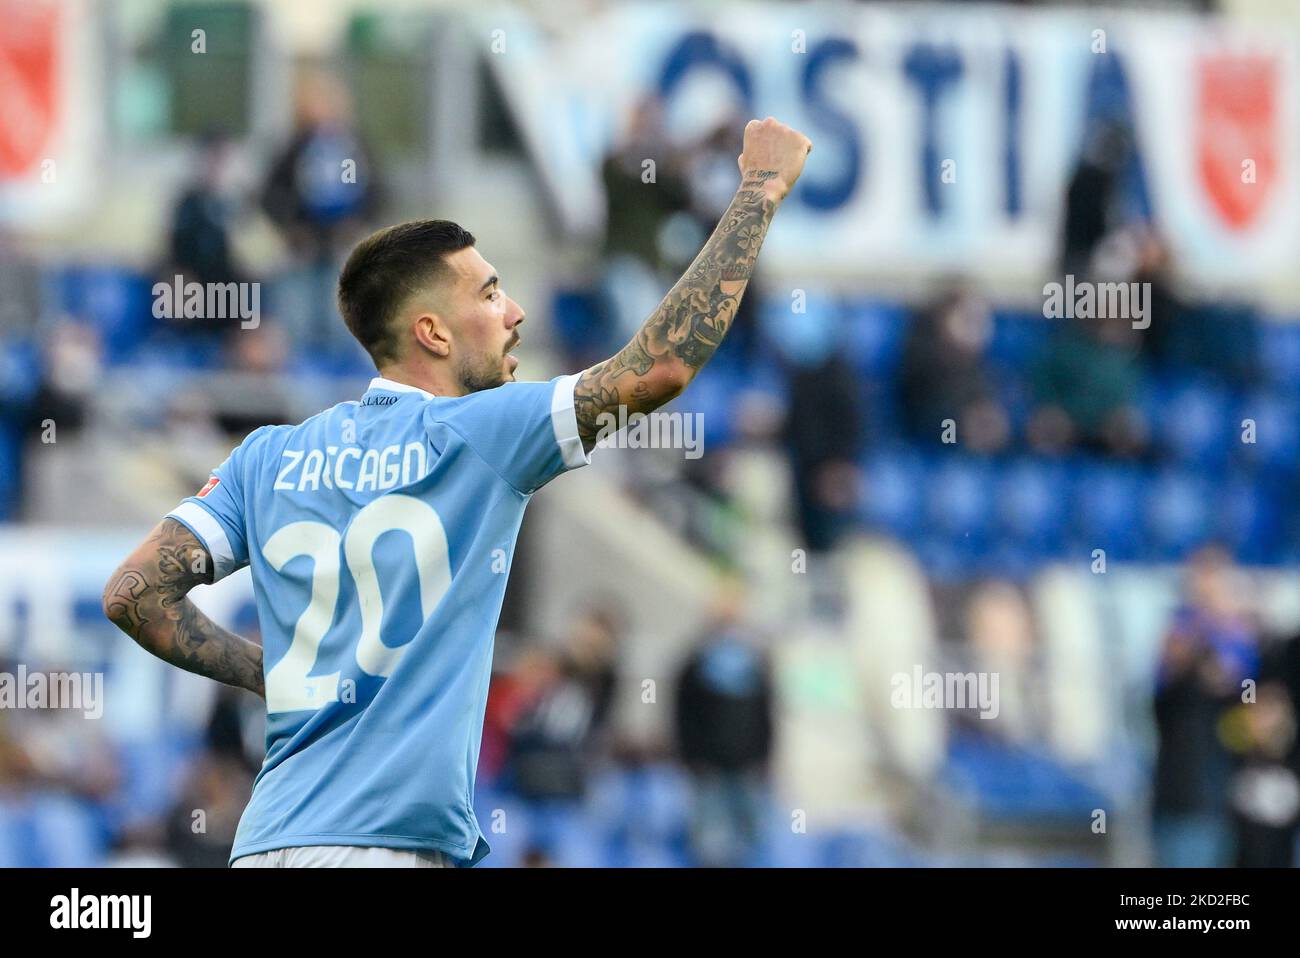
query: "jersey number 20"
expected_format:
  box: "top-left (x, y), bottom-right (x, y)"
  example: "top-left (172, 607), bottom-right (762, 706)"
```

top-left (260, 494), bottom-right (451, 714)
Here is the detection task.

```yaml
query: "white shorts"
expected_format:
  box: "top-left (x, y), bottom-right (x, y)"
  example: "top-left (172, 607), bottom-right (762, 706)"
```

top-left (231, 846), bottom-right (456, 868)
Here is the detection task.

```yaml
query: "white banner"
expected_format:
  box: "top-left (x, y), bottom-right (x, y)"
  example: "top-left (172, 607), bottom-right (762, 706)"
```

top-left (484, 2), bottom-right (1300, 296)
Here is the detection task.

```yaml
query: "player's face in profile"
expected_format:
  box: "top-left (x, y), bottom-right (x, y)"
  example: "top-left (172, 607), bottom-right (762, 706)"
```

top-left (443, 246), bottom-right (524, 393)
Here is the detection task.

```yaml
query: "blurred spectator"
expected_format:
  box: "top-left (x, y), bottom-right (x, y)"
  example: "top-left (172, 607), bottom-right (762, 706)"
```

top-left (164, 750), bottom-right (254, 868)
top-left (205, 684), bottom-right (265, 777)
top-left (1121, 228), bottom-right (1186, 368)
top-left (898, 285), bottom-right (1009, 454)
top-left (784, 354), bottom-right (864, 553)
top-left (0, 670), bottom-right (119, 804)
top-left (0, 666), bottom-right (120, 867)
top-left (160, 131), bottom-right (249, 338)
top-left (503, 607), bottom-right (622, 864)
top-left (1042, 123), bottom-right (1154, 459)
top-left (1027, 311), bottom-right (1148, 457)
top-left (598, 95), bottom-right (692, 349)
top-left (1060, 121), bottom-right (1134, 278)
top-left (963, 578), bottom-right (1037, 742)
top-left (261, 70), bottom-right (382, 353)
top-left (685, 116), bottom-right (747, 232)
top-left (674, 585), bottom-right (773, 867)
top-left (217, 322), bottom-right (293, 434)
top-left (1114, 227), bottom-right (1262, 385)
top-left (1151, 545), bottom-right (1259, 867)
top-left (0, 229), bottom-right (41, 336)
top-left (0, 708), bottom-right (29, 794)
top-left (104, 825), bottom-right (176, 868)
top-left (21, 321), bottom-right (100, 443)
top-left (1223, 679), bottom-right (1300, 867)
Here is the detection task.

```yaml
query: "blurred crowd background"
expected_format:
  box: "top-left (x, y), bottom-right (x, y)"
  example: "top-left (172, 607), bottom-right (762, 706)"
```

top-left (4, 0), bottom-right (1300, 868)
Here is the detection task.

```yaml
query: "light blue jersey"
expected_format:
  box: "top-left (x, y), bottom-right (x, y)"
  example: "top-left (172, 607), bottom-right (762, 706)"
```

top-left (166, 374), bottom-right (590, 865)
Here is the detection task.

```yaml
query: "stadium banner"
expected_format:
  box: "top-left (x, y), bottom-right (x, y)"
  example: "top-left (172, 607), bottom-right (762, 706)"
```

top-left (483, 2), bottom-right (1300, 295)
top-left (0, 0), bottom-right (102, 223)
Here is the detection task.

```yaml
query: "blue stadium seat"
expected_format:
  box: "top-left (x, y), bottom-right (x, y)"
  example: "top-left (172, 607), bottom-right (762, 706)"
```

top-left (671, 362), bottom-right (738, 450)
top-left (1235, 390), bottom-right (1300, 471)
top-left (509, 800), bottom-right (587, 866)
top-left (941, 735), bottom-right (1109, 823)
top-left (913, 534), bottom-right (972, 581)
top-left (115, 736), bottom-right (194, 823)
top-left (815, 827), bottom-right (921, 868)
top-left (471, 788), bottom-right (529, 867)
top-left (0, 801), bottom-right (33, 867)
top-left (617, 764), bottom-right (691, 844)
top-left (0, 415), bottom-right (25, 521)
top-left (1070, 462), bottom-right (1144, 560)
top-left (861, 375), bottom-right (900, 441)
top-left (131, 331), bottom-right (226, 371)
top-left (11, 792), bottom-right (106, 867)
top-left (545, 809), bottom-right (606, 868)
top-left (987, 309), bottom-right (1051, 369)
top-left (1212, 472), bottom-right (1282, 564)
top-left (1257, 320), bottom-right (1300, 389)
top-left (924, 455), bottom-right (995, 547)
top-left (584, 764), bottom-right (692, 868)
top-left (859, 447), bottom-right (926, 538)
top-left (995, 459), bottom-right (1069, 546)
top-left (741, 349), bottom-right (790, 410)
top-left (1150, 379), bottom-right (1233, 467)
top-left (993, 370), bottom-right (1034, 437)
top-left (1143, 468), bottom-right (1212, 561)
top-left (58, 265), bottom-right (157, 363)
top-left (758, 290), bottom-right (841, 367)
top-left (841, 296), bottom-right (909, 378)
top-left (0, 337), bottom-right (40, 405)
top-left (550, 288), bottom-right (605, 357)
top-left (0, 336), bottom-right (39, 518)
top-left (987, 459), bottom-right (1076, 574)
top-left (759, 820), bottom-right (821, 868)
top-left (616, 839), bottom-right (690, 869)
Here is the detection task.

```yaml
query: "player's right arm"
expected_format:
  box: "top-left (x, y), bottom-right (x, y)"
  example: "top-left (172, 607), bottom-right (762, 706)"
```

top-left (573, 117), bottom-right (812, 452)
top-left (102, 518), bottom-right (265, 697)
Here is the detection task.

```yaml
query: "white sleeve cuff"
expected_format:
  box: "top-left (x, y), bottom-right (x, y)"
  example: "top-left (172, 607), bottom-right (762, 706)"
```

top-left (168, 501), bottom-right (239, 581)
top-left (551, 373), bottom-right (593, 471)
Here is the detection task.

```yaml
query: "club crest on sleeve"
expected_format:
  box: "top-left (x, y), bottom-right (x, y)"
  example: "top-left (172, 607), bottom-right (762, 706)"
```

top-left (196, 476), bottom-right (220, 498)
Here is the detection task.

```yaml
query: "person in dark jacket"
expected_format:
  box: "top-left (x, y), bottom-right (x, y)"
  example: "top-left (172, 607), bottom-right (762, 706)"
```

top-left (260, 70), bottom-right (382, 353)
top-left (785, 354), bottom-right (865, 554)
top-left (1152, 546), bottom-right (1259, 867)
top-left (897, 284), bottom-right (1008, 454)
top-left (674, 586), bottom-right (774, 867)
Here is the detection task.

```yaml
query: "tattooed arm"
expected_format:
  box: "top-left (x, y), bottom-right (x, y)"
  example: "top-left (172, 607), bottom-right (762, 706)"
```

top-left (102, 518), bottom-right (264, 697)
top-left (574, 117), bottom-right (812, 450)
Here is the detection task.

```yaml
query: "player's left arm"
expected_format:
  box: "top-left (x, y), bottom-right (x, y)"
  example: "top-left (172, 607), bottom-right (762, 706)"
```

top-left (102, 518), bottom-right (265, 698)
top-left (572, 117), bottom-right (812, 452)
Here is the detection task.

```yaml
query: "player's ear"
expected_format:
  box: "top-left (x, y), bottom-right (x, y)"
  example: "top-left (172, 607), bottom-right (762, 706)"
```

top-left (412, 312), bottom-right (452, 358)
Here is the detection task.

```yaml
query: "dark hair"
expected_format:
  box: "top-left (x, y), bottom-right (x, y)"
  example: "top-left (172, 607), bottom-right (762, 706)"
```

top-left (336, 219), bottom-right (476, 365)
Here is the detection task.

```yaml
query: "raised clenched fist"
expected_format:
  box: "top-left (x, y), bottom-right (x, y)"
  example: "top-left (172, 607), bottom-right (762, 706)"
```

top-left (737, 117), bottom-right (813, 202)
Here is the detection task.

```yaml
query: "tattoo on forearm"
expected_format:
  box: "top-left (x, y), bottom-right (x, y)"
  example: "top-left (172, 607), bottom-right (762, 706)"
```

top-left (103, 570), bottom-right (148, 638)
top-left (104, 518), bottom-right (265, 698)
top-left (575, 172), bottom-right (779, 445)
